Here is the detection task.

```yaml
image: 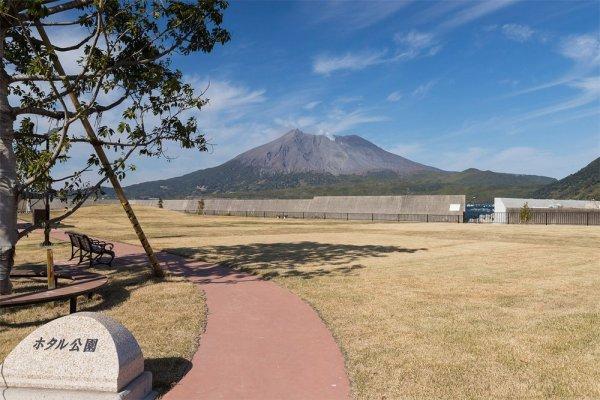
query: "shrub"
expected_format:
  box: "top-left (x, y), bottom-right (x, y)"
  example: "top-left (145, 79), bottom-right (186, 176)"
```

top-left (520, 202), bottom-right (532, 223)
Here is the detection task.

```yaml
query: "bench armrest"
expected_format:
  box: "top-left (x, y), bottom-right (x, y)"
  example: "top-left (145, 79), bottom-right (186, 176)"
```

top-left (91, 239), bottom-right (114, 251)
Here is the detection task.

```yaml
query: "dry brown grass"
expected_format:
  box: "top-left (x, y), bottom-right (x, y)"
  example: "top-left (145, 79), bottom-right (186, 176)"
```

top-left (0, 229), bottom-right (205, 394)
top-left (42, 205), bottom-right (600, 398)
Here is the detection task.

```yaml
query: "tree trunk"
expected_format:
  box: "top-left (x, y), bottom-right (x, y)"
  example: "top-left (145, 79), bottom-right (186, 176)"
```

top-left (35, 24), bottom-right (165, 278)
top-left (0, 29), bottom-right (17, 294)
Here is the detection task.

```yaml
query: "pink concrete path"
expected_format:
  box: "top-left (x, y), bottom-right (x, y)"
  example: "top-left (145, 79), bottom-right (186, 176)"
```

top-left (50, 228), bottom-right (351, 400)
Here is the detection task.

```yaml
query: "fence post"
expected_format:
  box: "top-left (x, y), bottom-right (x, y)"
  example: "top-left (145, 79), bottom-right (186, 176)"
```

top-left (371, 213), bottom-right (374, 221)
top-left (324, 212), bottom-right (326, 220)
top-left (545, 212), bottom-right (548, 225)
top-left (426, 214), bottom-right (429, 223)
top-left (346, 213), bottom-right (349, 221)
top-left (263, 211), bottom-right (266, 218)
top-left (302, 212), bottom-right (305, 219)
top-left (587, 212), bottom-right (589, 226)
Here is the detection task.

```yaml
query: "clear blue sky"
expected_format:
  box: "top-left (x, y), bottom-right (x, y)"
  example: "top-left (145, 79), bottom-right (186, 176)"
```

top-left (59, 0), bottom-right (600, 183)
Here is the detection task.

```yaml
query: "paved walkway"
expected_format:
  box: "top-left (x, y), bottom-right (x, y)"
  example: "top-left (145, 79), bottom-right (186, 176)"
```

top-left (50, 229), bottom-right (351, 399)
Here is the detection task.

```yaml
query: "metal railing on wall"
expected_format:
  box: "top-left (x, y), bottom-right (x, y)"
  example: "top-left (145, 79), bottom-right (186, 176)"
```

top-left (196, 209), bottom-right (464, 223)
top-left (195, 209), bottom-right (599, 225)
top-left (491, 211), bottom-right (600, 226)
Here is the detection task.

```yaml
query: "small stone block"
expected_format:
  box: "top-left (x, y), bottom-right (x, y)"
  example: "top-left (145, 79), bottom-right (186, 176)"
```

top-left (0, 371), bottom-right (155, 400)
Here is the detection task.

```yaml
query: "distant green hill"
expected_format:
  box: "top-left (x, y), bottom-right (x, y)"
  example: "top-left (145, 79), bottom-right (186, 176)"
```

top-left (533, 157), bottom-right (600, 200)
top-left (211, 169), bottom-right (555, 203)
top-left (109, 163), bottom-right (555, 203)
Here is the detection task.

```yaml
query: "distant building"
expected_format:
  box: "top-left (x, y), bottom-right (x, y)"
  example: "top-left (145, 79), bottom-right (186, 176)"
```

top-left (494, 198), bottom-right (600, 213)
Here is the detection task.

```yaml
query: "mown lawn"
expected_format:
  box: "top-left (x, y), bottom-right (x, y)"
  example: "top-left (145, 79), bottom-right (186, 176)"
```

top-left (36, 205), bottom-right (600, 398)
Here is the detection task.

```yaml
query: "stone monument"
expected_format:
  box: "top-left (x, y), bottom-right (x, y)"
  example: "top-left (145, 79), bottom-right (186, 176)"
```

top-left (0, 312), bottom-right (155, 399)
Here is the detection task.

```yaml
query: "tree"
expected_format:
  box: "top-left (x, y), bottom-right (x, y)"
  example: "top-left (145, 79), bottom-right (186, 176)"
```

top-left (0, 0), bottom-right (230, 294)
top-left (197, 198), bottom-right (204, 214)
top-left (520, 202), bottom-right (532, 224)
top-left (157, 197), bottom-right (163, 208)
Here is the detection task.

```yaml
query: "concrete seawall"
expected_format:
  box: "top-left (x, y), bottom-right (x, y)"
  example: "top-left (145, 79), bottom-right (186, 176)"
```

top-left (22, 195), bottom-right (465, 219)
top-left (158, 195), bottom-right (466, 215)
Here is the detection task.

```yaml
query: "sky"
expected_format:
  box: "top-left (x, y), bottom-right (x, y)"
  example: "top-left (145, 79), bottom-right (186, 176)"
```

top-left (44, 0), bottom-right (600, 183)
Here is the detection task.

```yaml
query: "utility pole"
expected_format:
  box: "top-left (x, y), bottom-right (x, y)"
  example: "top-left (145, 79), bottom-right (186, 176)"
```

top-left (35, 22), bottom-right (164, 277)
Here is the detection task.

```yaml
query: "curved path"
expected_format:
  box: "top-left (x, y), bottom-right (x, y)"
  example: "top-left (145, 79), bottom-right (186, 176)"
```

top-left (51, 229), bottom-right (351, 399)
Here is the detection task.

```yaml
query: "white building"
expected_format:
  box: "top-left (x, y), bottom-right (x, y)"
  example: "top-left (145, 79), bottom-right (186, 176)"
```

top-left (494, 198), bottom-right (600, 213)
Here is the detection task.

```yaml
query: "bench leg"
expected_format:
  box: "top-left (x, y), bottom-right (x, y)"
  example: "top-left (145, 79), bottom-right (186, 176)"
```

top-left (106, 251), bottom-right (115, 267)
top-left (69, 297), bottom-right (77, 314)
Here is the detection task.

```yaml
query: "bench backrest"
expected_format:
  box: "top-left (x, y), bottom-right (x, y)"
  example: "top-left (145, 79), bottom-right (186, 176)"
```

top-left (66, 231), bottom-right (93, 252)
top-left (66, 231), bottom-right (81, 248)
top-left (79, 234), bottom-right (93, 252)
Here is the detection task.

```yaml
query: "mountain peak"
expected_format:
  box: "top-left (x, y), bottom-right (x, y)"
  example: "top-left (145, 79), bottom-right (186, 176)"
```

top-left (232, 130), bottom-right (438, 176)
top-left (283, 128), bottom-right (306, 137)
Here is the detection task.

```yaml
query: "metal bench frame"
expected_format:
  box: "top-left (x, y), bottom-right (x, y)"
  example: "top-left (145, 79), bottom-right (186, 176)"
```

top-left (65, 231), bottom-right (115, 267)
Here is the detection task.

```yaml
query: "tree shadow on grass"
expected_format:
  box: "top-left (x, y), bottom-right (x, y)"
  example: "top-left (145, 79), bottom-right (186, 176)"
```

top-left (145, 357), bottom-right (193, 395)
top-left (3, 253), bottom-right (155, 329)
top-left (165, 241), bottom-right (427, 280)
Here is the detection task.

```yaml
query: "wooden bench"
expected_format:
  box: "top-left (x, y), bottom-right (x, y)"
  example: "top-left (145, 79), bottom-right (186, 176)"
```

top-left (10, 265), bottom-right (100, 286)
top-left (65, 231), bottom-right (115, 267)
top-left (0, 275), bottom-right (108, 314)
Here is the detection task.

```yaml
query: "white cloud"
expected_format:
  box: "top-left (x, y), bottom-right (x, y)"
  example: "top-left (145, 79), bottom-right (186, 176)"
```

top-left (395, 30), bottom-right (435, 49)
top-left (313, 0), bottom-right (410, 30)
top-left (387, 91), bottom-right (402, 102)
top-left (412, 80), bottom-right (438, 99)
top-left (274, 116), bottom-right (318, 130)
top-left (558, 34), bottom-right (600, 65)
top-left (434, 146), bottom-right (597, 179)
top-left (393, 30), bottom-right (442, 59)
top-left (439, 0), bottom-right (517, 30)
top-left (314, 108), bottom-right (388, 136)
top-left (198, 80), bottom-right (266, 114)
top-left (504, 33), bottom-right (600, 97)
top-left (272, 106), bottom-right (387, 139)
top-left (433, 76), bottom-right (600, 151)
top-left (303, 101), bottom-right (321, 110)
top-left (512, 77), bottom-right (600, 123)
top-left (313, 50), bottom-right (387, 75)
top-left (501, 23), bottom-right (534, 42)
top-left (411, 1), bottom-right (467, 25)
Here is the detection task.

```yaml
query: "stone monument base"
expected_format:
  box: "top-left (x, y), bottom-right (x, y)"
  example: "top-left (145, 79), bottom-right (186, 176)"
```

top-left (0, 369), bottom-right (156, 400)
top-left (0, 313), bottom-right (156, 400)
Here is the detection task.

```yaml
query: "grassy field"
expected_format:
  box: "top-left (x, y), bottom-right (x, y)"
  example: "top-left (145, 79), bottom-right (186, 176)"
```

top-left (20, 205), bottom-right (600, 398)
top-left (1, 229), bottom-right (205, 394)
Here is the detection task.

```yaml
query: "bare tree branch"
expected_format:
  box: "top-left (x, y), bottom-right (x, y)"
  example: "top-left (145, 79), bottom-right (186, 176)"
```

top-left (36, 28), bottom-right (95, 52)
top-left (13, 106), bottom-right (75, 119)
top-left (16, 0), bottom-right (95, 22)
top-left (10, 73), bottom-right (94, 82)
